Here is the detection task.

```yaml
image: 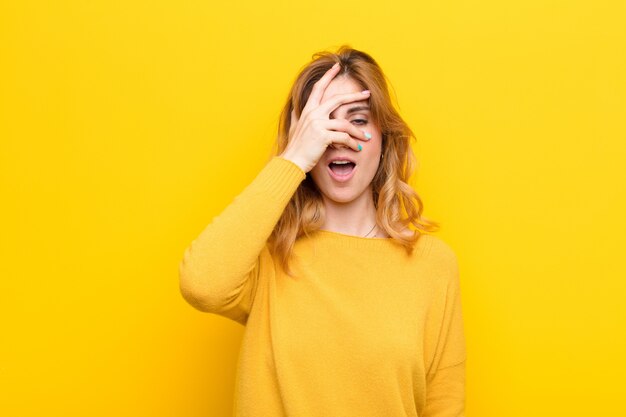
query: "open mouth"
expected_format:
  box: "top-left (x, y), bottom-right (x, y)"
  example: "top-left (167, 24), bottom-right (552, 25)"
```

top-left (328, 161), bottom-right (356, 176)
top-left (327, 160), bottom-right (357, 182)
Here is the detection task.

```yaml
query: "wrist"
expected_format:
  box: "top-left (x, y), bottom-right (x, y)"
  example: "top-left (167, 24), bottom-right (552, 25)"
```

top-left (279, 153), bottom-right (307, 174)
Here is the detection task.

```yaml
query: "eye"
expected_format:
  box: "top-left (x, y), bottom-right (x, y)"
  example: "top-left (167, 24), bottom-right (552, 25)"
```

top-left (351, 119), bottom-right (368, 125)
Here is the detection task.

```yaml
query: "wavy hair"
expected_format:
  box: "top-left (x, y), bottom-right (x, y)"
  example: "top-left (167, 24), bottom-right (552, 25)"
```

top-left (267, 45), bottom-right (439, 277)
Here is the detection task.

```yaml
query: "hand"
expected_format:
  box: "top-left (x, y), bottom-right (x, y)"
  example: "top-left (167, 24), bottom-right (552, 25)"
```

top-left (279, 63), bottom-right (371, 173)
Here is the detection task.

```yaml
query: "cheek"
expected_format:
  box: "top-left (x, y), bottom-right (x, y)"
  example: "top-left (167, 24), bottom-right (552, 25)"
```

top-left (365, 127), bottom-right (382, 146)
top-left (364, 134), bottom-right (382, 156)
top-left (309, 163), bottom-right (326, 186)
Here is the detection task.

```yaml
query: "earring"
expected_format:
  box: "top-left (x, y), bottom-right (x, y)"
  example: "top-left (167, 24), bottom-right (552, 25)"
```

top-left (380, 153), bottom-right (384, 159)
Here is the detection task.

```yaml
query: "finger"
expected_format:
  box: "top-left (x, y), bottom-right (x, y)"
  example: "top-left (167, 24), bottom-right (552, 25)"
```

top-left (326, 131), bottom-right (362, 153)
top-left (323, 119), bottom-right (370, 142)
top-left (317, 90), bottom-right (371, 118)
top-left (304, 63), bottom-right (341, 111)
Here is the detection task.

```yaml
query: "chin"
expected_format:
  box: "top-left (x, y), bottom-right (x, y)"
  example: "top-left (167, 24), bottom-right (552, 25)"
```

top-left (320, 186), bottom-right (361, 204)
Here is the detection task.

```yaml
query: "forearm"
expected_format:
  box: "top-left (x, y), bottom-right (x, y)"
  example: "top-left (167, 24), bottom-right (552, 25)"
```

top-left (423, 360), bottom-right (466, 417)
top-left (178, 156), bottom-right (306, 312)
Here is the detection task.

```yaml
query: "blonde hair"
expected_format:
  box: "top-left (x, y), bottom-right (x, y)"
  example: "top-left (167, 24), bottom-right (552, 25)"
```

top-left (267, 45), bottom-right (439, 276)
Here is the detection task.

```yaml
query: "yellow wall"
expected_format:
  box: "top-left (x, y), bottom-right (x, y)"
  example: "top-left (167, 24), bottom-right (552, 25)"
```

top-left (1, 1), bottom-right (624, 416)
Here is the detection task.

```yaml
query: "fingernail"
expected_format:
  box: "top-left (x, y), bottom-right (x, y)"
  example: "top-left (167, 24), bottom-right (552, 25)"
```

top-left (364, 132), bottom-right (372, 140)
top-left (361, 90), bottom-right (370, 95)
top-left (332, 63), bottom-right (339, 70)
top-left (358, 144), bottom-right (363, 151)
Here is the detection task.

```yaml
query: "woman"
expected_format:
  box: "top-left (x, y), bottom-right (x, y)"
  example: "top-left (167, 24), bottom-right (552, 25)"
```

top-left (179, 45), bottom-right (466, 417)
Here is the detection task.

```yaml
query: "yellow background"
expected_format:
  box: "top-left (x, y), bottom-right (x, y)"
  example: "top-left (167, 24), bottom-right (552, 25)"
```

top-left (1, 0), bottom-right (625, 416)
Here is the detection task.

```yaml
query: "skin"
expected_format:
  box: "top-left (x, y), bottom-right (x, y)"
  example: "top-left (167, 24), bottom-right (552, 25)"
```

top-left (310, 74), bottom-right (387, 238)
top-left (280, 62), bottom-right (387, 238)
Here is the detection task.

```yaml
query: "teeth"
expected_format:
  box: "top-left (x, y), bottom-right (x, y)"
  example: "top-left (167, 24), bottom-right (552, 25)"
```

top-left (331, 161), bottom-right (351, 164)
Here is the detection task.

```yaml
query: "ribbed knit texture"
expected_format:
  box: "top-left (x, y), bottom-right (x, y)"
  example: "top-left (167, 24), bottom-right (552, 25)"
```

top-left (179, 156), bottom-right (466, 417)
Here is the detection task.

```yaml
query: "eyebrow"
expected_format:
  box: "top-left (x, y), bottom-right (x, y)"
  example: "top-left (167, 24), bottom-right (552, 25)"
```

top-left (330, 105), bottom-right (371, 119)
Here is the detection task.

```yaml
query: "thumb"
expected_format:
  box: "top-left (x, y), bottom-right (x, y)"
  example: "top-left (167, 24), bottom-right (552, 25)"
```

top-left (288, 108), bottom-right (298, 139)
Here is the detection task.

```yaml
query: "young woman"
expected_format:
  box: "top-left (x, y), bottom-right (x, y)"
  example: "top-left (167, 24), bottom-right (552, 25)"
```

top-left (179, 45), bottom-right (466, 417)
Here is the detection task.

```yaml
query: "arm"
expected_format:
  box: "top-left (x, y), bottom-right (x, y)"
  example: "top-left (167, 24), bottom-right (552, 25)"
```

top-left (178, 156), bottom-right (306, 324)
top-left (423, 245), bottom-right (467, 417)
top-left (423, 361), bottom-right (466, 417)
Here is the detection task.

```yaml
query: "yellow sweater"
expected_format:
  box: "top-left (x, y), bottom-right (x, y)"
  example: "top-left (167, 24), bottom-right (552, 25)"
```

top-left (179, 156), bottom-right (467, 417)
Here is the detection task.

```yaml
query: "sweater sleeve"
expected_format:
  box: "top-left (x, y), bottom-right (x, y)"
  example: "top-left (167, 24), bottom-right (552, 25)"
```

top-left (422, 361), bottom-right (466, 417)
top-left (178, 156), bottom-right (306, 325)
top-left (423, 243), bottom-right (467, 417)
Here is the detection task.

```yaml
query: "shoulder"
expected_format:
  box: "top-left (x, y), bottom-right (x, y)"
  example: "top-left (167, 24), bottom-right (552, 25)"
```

top-left (415, 234), bottom-right (460, 286)
top-left (417, 233), bottom-right (458, 263)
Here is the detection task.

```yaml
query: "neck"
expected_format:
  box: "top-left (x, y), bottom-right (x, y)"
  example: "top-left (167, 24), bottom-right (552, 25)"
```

top-left (320, 187), bottom-right (378, 237)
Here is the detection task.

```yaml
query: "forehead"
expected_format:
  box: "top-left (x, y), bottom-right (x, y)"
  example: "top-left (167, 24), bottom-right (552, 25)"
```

top-left (320, 75), bottom-right (368, 117)
top-left (319, 75), bottom-right (363, 102)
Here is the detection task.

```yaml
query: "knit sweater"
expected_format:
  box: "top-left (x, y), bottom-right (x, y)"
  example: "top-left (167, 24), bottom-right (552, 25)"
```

top-left (179, 156), bottom-right (466, 417)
